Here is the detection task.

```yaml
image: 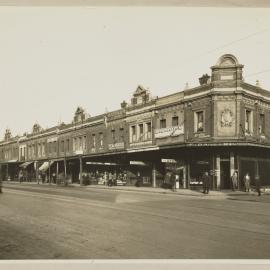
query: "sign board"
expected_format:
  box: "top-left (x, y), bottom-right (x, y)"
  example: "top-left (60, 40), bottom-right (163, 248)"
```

top-left (196, 161), bottom-right (209, 165)
top-left (130, 161), bottom-right (147, 166)
top-left (161, 159), bottom-right (177, 163)
top-left (154, 125), bottom-right (184, 139)
top-left (86, 162), bottom-right (118, 166)
top-left (108, 142), bottom-right (125, 150)
top-left (75, 150), bottom-right (83, 155)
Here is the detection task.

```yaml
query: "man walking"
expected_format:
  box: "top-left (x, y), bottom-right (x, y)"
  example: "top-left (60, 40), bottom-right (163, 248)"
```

top-left (231, 171), bottom-right (238, 191)
top-left (202, 171), bottom-right (210, 194)
top-left (171, 172), bottom-right (176, 192)
top-left (244, 172), bottom-right (250, 192)
top-left (255, 175), bottom-right (261, 196)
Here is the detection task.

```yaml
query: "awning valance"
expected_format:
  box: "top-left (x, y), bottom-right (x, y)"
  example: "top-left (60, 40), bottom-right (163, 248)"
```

top-left (19, 161), bottom-right (33, 169)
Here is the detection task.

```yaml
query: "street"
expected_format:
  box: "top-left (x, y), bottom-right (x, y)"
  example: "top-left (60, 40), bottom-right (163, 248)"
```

top-left (0, 183), bottom-right (270, 259)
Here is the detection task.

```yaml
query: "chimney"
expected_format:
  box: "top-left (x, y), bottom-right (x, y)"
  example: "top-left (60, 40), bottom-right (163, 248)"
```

top-left (121, 100), bottom-right (127, 109)
top-left (256, 80), bottom-right (261, 87)
top-left (199, 74), bottom-right (210, 85)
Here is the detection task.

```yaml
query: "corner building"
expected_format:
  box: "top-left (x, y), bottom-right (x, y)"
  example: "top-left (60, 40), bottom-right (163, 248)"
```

top-left (1, 54), bottom-right (270, 190)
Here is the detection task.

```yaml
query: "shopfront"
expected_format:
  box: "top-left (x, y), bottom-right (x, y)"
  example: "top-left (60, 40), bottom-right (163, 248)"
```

top-left (161, 159), bottom-right (186, 189)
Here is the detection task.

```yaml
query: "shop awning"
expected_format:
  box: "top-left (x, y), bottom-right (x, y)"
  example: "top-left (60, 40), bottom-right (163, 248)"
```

top-left (8, 159), bottom-right (18, 163)
top-left (39, 161), bottom-right (54, 172)
top-left (19, 161), bottom-right (33, 169)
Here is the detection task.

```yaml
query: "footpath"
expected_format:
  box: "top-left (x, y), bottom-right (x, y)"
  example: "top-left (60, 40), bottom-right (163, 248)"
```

top-left (3, 180), bottom-right (270, 200)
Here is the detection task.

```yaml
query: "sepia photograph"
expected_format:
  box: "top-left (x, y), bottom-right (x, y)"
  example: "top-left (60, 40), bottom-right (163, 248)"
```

top-left (0, 1), bottom-right (270, 269)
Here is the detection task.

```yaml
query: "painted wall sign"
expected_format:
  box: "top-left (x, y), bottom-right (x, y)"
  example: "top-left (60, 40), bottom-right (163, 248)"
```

top-left (108, 142), bottom-right (125, 150)
top-left (154, 125), bottom-right (184, 139)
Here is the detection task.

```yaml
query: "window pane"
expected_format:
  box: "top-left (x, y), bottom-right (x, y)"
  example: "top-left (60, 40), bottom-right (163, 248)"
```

top-left (197, 111), bottom-right (204, 132)
top-left (160, 119), bottom-right (166, 128)
top-left (172, 116), bottom-right (179, 126)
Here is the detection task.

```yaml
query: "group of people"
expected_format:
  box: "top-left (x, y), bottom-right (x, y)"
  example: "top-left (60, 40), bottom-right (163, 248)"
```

top-left (202, 171), bottom-right (262, 196)
top-left (231, 171), bottom-right (261, 196)
top-left (243, 172), bottom-right (261, 196)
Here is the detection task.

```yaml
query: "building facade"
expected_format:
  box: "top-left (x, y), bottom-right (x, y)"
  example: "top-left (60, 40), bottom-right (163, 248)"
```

top-left (1, 54), bottom-right (270, 190)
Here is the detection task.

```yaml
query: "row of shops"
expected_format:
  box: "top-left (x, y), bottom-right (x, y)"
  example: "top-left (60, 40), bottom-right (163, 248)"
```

top-left (1, 146), bottom-right (270, 190)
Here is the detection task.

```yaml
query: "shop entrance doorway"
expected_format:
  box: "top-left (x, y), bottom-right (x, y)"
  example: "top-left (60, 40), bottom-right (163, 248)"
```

top-left (220, 160), bottom-right (230, 189)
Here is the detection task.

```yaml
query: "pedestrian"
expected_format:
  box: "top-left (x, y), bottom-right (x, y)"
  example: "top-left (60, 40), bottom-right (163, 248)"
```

top-left (231, 171), bottom-right (238, 191)
top-left (171, 172), bottom-right (176, 192)
top-left (255, 175), bottom-right (261, 196)
top-left (0, 176), bottom-right (2, 193)
top-left (108, 172), bottom-right (113, 187)
top-left (244, 172), bottom-right (250, 192)
top-left (19, 170), bottom-right (23, 183)
top-left (202, 171), bottom-right (210, 194)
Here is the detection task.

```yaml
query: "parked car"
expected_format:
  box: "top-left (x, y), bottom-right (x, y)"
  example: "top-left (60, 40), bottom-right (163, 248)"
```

top-left (116, 179), bottom-right (127, 186)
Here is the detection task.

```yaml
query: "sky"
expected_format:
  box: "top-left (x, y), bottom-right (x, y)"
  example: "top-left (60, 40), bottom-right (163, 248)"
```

top-left (0, 7), bottom-right (270, 137)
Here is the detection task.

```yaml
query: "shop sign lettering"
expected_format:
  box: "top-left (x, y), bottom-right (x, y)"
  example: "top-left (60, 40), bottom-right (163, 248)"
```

top-left (154, 125), bottom-right (184, 139)
top-left (130, 141), bottom-right (152, 147)
top-left (161, 159), bottom-right (177, 163)
top-left (130, 161), bottom-right (147, 166)
top-left (108, 142), bottom-right (125, 150)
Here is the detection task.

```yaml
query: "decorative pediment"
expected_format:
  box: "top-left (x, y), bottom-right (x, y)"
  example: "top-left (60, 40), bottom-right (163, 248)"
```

top-left (216, 54), bottom-right (239, 66)
top-left (73, 106), bottom-right (90, 123)
top-left (134, 85), bottom-right (147, 96)
top-left (32, 123), bottom-right (42, 134)
top-left (131, 85), bottom-right (152, 106)
top-left (4, 129), bottom-right (11, 141)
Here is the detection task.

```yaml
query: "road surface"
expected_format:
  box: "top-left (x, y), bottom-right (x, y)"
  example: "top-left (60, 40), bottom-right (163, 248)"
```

top-left (0, 183), bottom-right (270, 259)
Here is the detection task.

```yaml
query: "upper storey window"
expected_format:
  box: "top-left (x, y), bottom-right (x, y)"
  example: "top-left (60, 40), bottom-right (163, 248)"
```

top-left (259, 114), bottom-right (265, 135)
top-left (245, 110), bottom-right (253, 133)
top-left (146, 122), bottom-right (152, 140)
top-left (160, 119), bottom-right (166, 129)
top-left (172, 116), bottom-right (179, 127)
top-left (131, 126), bottom-right (136, 142)
top-left (195, 111), bottom-right (204, 132)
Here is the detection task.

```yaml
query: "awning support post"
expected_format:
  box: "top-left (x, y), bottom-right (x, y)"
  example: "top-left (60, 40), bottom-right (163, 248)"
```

top-left (64, 158), bottom-right (67, 179)
top-left (6, 164), bottom-right (8, 181)
top-left (79, 156), bottom-right (83, 186)
top-left (35, 161), bottom-right (39, 184)
top-left (48, 160), bottom-right (51, 184)
top-left (56, 161), bottom-right (59, 181)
